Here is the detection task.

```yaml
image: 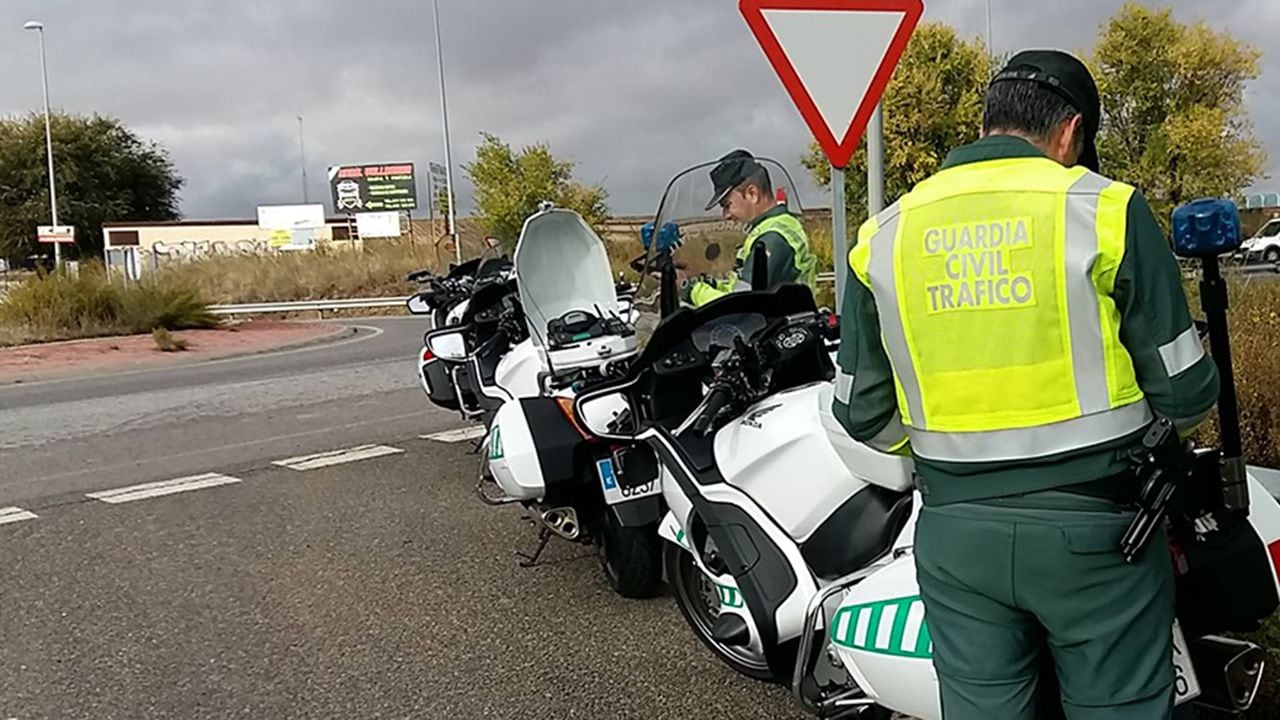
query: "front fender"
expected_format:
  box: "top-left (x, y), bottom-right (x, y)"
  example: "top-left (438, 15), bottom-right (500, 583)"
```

top-left (610, 496), bottom-right (662, 528)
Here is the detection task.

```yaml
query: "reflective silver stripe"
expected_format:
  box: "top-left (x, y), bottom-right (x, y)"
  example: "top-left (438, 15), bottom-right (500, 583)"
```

top-left (868, 415), bottom-right (908, 452)
top-left (732, 277), bottom-right (752, 292)
top-left (1159, 326), bottom-right (1206, 377)
top-left (1065, 172), bottom-right (1112, 415)
top-left (908, 401), bottom-right (1153, 463)
top-left (835, 370), bottom-right (855, 405)
top-left (866, 211), bottom-right (926, 429)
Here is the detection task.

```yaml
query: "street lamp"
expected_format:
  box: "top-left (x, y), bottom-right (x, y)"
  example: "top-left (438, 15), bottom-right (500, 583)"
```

top-left (432, 0), bottom-right (460, 264)
top-left (25, 20), bottom-right (62, 268)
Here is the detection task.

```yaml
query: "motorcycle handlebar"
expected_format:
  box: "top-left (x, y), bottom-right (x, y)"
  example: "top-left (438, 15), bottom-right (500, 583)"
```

top-left (691, 384), bottom-right (734, 436)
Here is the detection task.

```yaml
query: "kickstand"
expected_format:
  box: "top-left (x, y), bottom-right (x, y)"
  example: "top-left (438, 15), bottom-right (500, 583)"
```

top-left (470, 436), bottom-right (486, 454)
top-left (516, 528), bottom-right (552, 568)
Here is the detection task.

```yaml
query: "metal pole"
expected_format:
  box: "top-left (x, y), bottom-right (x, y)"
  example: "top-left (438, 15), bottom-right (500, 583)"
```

top-left (985, 0), bottom-right (993, 54)
top-left (867, 103), bottom-right (885, 215)
top-left (34, 27), bottom-right (61, 268)
top-left (832, 166), bottom-right (847, 315)
top-left (432, 0), bottom-right (460, 264)
top-left (297, 116), bottom-right (309, 204)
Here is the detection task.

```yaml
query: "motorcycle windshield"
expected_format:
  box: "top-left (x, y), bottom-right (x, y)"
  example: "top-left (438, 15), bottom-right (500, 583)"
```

top-left (636, 157), bottom-right (805, 305)
top-left (514, 208), bottom-right (622, 348)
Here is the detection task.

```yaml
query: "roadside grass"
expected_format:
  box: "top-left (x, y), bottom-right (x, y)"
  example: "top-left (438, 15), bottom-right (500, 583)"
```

top-left (0, 264), bottom-right (218, 346)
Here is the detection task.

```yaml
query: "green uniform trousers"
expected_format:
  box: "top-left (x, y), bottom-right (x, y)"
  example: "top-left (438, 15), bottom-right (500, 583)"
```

top-left (914, 490), bottom-right (1175, 720)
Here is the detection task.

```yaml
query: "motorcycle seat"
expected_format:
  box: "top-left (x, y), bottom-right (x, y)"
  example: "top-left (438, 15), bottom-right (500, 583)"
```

top-left (801, 485), bottom-right (912, 581)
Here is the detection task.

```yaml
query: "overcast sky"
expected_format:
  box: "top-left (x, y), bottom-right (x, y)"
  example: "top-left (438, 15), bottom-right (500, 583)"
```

top-left (0, 0), bottom-right (1275, 220)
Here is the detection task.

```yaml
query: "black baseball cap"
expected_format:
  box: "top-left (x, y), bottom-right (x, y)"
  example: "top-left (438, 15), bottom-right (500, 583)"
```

top-left (990, 49), bottom-right (1101, 173)
top-left (705, 149), bottom-right (765, 211)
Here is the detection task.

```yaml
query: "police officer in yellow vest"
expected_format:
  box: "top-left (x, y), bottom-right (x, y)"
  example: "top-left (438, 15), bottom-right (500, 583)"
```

top-left (833, 50), bottom-right (1219, 719)
top-left (681, 149), bottom-right (817, 306)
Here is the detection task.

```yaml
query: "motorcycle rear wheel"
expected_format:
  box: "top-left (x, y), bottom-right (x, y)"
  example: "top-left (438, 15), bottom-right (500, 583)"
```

top-left (663, 542), bottom-right (775, 681)
top-left (594, 510), bottom-right (662, 599)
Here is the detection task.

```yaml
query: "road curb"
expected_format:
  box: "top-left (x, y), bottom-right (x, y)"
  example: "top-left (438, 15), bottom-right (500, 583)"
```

top-left (0, 321), bottom-right (356, 386)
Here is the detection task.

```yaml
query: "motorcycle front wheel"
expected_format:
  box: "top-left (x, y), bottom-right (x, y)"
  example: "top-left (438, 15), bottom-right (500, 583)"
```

top-left (663, 542), bottom-right (775, 682)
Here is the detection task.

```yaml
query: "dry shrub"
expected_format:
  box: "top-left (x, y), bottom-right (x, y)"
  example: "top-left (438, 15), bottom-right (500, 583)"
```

top-left (1191, 278), bottom-right (1280, 467)
top-left (0, 263), bottom-right (217, 345)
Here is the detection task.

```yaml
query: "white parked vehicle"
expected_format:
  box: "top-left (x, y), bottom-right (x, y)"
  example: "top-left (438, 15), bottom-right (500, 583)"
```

top-left (1235, 217), bottom-right (1280, 264)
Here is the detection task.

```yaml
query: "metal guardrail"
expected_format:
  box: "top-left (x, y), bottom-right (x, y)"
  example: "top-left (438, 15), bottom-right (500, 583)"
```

top-left (209, 274), bottom-right (840, 317)
top-left (208, 297), bottom-right (411, 316)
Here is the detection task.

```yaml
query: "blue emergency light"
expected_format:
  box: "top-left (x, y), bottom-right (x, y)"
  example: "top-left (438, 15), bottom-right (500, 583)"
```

top-left (1171, 198), bottom-right (1242, 259)
top-left (640, 222), bottom-right (683, 253)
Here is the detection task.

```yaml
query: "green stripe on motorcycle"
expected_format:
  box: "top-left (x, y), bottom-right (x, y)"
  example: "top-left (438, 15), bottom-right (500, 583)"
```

top-left (830, 596), bottom-right (932, 659)
top-left (716, 584), bottom-right (744, 608)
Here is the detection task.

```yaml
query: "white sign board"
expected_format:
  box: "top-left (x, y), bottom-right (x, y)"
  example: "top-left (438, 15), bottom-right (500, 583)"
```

top-left (257, 204), bottom-right (325, 231)
top-left (37, 225), bottom-right (76, 244)
top-left (356, 211), bottom-right (402, 239)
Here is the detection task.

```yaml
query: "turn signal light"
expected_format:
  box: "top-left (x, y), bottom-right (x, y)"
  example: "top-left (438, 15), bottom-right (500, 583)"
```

top-left (555, 396), bottom-right (591, 440)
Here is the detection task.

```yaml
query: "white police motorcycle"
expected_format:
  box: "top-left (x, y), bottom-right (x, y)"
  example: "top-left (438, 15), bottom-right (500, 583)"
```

top-left (426, 205), bottom-right (660, 597)
top-left (573, 179), bottom-right (1280, 718)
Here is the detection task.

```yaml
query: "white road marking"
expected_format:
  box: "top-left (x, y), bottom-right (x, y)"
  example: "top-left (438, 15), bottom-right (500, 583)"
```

top-left (421, 426), bottom-right (487, 443)
top-left (272, 444), bottom-right (404, 471)
top-left (87, 473), bottom-right (242, 504)
top-left (0, 507), bottom-right (38, 526)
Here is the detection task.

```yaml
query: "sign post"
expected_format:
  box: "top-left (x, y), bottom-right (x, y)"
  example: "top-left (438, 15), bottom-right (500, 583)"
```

top-left (740, 0), bottom-right (922, 312)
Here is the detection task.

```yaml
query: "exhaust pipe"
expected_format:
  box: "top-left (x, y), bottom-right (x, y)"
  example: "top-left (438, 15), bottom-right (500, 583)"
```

top-left (1189, 636), bottom-right (1265, 713)
top-left (538, 507), bottom-right (581, 540)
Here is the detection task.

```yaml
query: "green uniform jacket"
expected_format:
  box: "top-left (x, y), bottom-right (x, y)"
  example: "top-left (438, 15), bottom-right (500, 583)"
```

top-left (833, 135), bottom-right (1221, 505)
top-left (688, 206), bottom-right (814, 305)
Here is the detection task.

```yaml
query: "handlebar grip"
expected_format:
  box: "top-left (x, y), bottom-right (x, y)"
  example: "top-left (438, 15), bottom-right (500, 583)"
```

top-left (692, 385), bottom-right (733, 436)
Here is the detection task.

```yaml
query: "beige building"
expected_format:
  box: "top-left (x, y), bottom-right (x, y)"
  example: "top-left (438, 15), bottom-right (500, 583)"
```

top-left (101, 217), bottom-right (370, 278)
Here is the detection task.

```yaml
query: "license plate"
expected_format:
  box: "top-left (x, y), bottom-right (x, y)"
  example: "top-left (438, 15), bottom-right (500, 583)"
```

top-left (1172, 619), bottom-right (1201, 705)
top-left (596, 458), bottom-right (660, 505)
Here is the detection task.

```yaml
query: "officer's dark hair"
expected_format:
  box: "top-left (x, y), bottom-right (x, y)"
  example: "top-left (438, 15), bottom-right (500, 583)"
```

top-left (982, 80), bottom-right (1085, 155)
top-left (741, 166), bottom-right (773, 198)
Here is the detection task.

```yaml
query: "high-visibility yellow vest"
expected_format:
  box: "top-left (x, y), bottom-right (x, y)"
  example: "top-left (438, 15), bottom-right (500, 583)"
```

top-left (690, 212), bottom-right (816, 306)
top-left (848, 156), bottom-right (1151, 463)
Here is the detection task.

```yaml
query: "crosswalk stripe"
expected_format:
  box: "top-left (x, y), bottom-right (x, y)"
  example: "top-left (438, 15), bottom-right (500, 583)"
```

top-left (87, 473), bottom-right (242, 504)
top-left (421, 426), bottom-right (487, 443)
top-left (272, 444), bottom-right (404, 471)
top-left (0, 506), bottom-right (38, 526)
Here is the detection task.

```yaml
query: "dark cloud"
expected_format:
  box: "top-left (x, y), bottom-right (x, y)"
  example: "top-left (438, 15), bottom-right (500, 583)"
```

top-left (0, 0), bottom-right (1274, 220)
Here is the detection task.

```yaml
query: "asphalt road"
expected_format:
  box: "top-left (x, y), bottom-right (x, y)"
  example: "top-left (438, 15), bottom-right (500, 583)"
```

top-left (0, 316), bottom-right (803, 719)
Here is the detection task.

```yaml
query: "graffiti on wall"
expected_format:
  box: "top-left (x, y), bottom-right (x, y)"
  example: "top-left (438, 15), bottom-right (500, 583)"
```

top-left (139, 237), bottom-right (273, 264)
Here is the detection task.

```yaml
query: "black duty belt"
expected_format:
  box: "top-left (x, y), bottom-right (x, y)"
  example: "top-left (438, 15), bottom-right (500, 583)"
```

top-left (1058, 470), bottom-right (1140, 506)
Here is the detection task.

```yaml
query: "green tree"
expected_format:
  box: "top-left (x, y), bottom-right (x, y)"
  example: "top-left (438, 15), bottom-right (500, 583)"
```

top-left (0, 112), bottom-right (183, 260)
top-left (463, 132), bottom-right (609, 248)
top-left (802, 22), bottom-right (990, 227)
top-left (1091, 2), bottom-right (1265, 228)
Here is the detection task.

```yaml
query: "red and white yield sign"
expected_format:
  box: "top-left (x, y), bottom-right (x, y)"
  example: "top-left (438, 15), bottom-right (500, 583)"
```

top-left (741, 0), bottom-right (924, 169)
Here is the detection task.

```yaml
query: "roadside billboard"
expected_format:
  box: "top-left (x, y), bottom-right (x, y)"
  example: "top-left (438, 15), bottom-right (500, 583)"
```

top-left (327, 163), bottom-right (418, 213)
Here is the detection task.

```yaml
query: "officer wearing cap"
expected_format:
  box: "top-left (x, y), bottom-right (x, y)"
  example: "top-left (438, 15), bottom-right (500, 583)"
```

top-left (832, 50), bottom-right (1219, 718)
top-left (680, 149), bottom-right (817, 306)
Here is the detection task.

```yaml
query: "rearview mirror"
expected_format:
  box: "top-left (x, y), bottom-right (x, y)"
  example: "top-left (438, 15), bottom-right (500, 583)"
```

top-left (426, 328), bottom-right (469, 361)
top-left (574, 388), bottom-right (637, 441)
top-left (406, 294), bottom-right (432, 315)
top-left (705, 242), bottom-right (722, 261)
